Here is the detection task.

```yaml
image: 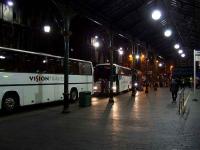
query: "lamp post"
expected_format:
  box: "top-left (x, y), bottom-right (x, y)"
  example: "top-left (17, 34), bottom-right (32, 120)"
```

top-left (91, 36), bottom-right (100, 64)
top-left (49, 0), bottom-right (75, 113)
top-left (155, 59), bottom-right (159, 84)
top-left (118, 47), bottom-right (124, 65)
top-left (131, 41), bottom-right (137, 96)
top-left (62, 16), bottom-right (72, 113)
top-left (108, 30), bottom-right (114, 103)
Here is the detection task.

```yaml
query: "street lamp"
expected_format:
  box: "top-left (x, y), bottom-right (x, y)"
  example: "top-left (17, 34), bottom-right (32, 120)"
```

top-left (118, 47), bottom-right (124, 65)
top-left (91, 36), bottom-right (100, 63)
top-left (141, 54), bottom-right (145, 61)
top-left (91, 36), bottom-right (100, 48)
top-left (0, 55), bottom-right (6, 59)
top-left (170, 65), bottom-right (174, 71)
top-left (135, 54), bottom-right (140, 60)
top-left (128, 54), bottom-right (133, 62)
top-left (93, 41), bottom-right (100, 48)
top-left (118, 47), bottom-right (124, 55)
top-left (7, 0), bottom-right (14, 7)
top-left (158, 63), bottom-right (163, 67)
top-left (43, 25), bottom-right (51, 33)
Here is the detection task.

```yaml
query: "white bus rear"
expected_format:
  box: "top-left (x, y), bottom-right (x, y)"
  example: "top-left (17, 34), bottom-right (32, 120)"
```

top-left (93, 63), bottom-right (132, 95)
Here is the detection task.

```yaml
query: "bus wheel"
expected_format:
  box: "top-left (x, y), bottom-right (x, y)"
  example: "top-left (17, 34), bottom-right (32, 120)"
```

top-left (70, 88), bottom-right (78, 103)
top-left (2, 95), bottom-right (18, 113)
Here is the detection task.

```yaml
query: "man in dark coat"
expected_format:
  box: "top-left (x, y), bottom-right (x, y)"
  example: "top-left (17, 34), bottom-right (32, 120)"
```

top-left (170, 79), bottom-right (179, 102)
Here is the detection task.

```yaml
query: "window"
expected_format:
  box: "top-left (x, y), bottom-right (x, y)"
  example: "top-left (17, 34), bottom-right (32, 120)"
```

top-left (79, 62), bottom-right (92, 75)
top-left (117, 67), bottom-right (131, 76)
top-left (45, 57), bottom-right (63, 74)
top-left (69, 60), bottom-right (79, 75)
top-left (0, 49), bottom-right (63, 73)
top-left (0, 49), bottom-right (23, 72)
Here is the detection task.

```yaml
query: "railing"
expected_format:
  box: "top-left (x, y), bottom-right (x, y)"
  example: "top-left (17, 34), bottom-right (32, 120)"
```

top-left (178, 88), bottom-right (190, 115)
top-left (178, 88), bottom-right (185, 115)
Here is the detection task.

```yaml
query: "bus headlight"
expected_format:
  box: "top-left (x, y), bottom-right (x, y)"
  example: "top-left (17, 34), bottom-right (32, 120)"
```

top-left (93, 86), bottom-right (98, 90)
top-left (134, 82), bottom-right (138, 87)
top-left (112, 86), bottom-right (117, 90)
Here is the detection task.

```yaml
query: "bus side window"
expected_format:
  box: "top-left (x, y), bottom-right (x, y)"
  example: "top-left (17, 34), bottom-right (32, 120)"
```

top-left (69, 60), bottom-right (79, 75)
top-left (23, 54), bottom-right (38, 73)
top-left (46, 57), bottom-right (56, 74)
top-left (40, 56), bottom-right (48, 73)
top-left (79, 62), bottom-right (91, 75)
top-left (55, 58), bottom-right (63, 74)
top-left (0, 50), bottom-right (22, 72)
top-left (46, 57), bottom-right (63, 74)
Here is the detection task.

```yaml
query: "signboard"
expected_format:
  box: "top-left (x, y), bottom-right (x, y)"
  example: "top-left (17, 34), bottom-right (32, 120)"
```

top-left (196, 56), bottom-right (200, 61)
top-left (194, 50), bottom-right (200, 93)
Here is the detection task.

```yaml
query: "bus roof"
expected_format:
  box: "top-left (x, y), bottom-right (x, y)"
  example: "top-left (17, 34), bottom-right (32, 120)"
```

top-left (0, 46), bottom-right (92, 64)
top-left (95, 63), bottom-right (131, 70)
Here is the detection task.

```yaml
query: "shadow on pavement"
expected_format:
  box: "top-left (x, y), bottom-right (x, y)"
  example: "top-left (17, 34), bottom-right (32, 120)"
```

top-left (166, 102), bottom-right (178, 109)
top-left (0, 101), bottom-right (63, 117)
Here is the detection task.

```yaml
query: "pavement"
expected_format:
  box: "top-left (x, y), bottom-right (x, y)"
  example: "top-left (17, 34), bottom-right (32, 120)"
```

top-left (0, 87), bottom-right (200, 150)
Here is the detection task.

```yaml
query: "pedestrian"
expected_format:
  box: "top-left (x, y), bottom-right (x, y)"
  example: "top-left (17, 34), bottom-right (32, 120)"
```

top-left (170, 78), bottom-right (179, 103)
top-left (145, 80), bottom-right (149, 93)
top-left (154, 81), bottom-right (158, 91)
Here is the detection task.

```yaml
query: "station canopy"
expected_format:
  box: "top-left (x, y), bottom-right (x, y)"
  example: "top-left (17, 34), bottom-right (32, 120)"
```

top-left (66, 0), bottom-right (200, 62)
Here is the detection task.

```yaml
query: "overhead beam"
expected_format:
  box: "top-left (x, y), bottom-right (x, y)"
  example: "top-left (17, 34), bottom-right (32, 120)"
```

top-left (170, 0), bottom-right (200, 9)
top-left (111, 0), bottom-right (152, 24)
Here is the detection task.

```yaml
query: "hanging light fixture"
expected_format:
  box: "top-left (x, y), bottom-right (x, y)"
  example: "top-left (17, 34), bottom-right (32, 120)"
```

top-left (151, 9), bottom-right (162, 20)
top-left (164, 29), bottom-right (172, 37)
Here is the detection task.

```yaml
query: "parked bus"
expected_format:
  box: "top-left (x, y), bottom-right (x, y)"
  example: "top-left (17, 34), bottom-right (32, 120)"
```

top-left (93, 63), bottom-right (132, 94)
top-left (0, 47), bottom-right (93, 112)
top-left (133, 69), bottom-right (143, 91)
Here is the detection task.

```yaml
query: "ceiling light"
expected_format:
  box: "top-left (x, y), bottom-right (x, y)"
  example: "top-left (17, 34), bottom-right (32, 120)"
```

top-left (43, 60), bottom-right (47, 63)
top-left (118, 47), bottom-right (124, 55)
top-left (93, 41), bottom-right (100, 48)
top-left (164, 29), bottom-right (172, 37)
top-left (136, 54), bottom-right (140, 60)
top-left (43, 25), bottom-right (51, 33)
top-left (151, 9), bottom-right (162, 20)
top-left (0, 55), bottom-right (6, 59)
top-left (174, 44), bottom-right (180, 49)
top-left (181, 53), bottom-right (185, 58)
top-left (7, 1), bottom-right (14, 7)
top-left (158, 63), bottom-right (163, 67)
top-left (118, 50), bottom-right (124, 55)
top-left (178, 49), bottom-right (183, 54)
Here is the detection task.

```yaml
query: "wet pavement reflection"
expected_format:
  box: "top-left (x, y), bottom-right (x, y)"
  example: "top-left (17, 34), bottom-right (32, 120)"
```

top-left (0, 88), bottom-right (200, 150)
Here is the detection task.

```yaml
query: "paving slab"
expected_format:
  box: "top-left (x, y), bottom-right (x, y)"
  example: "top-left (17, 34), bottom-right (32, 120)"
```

top-left (0, 88), bottom-right (199, 150)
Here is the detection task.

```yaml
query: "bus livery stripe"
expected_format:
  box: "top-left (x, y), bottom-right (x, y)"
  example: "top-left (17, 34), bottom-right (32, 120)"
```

top-left (0, 82), bottom-right (93, 86)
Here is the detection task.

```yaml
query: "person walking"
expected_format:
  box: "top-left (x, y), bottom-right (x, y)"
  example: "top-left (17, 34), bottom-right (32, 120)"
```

top-left (153, 81), bottom-right (158, 91)
top-left (145, 80), bottom-right (149, 93)
top-left (170, 78), bottom-right (179, 103)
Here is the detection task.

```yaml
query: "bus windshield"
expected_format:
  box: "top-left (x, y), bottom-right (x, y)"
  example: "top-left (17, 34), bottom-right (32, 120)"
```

top-left (94, 65), bottom-right (114, 82)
